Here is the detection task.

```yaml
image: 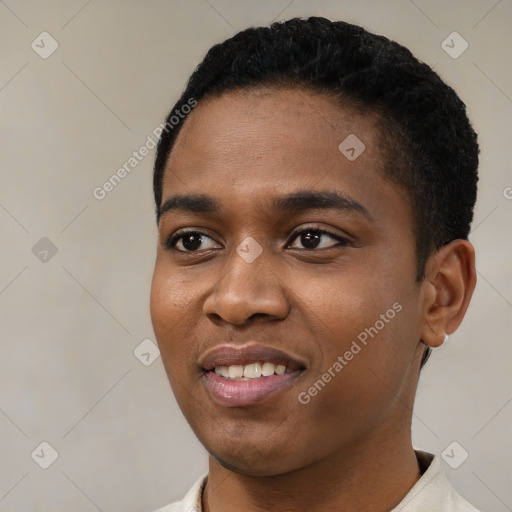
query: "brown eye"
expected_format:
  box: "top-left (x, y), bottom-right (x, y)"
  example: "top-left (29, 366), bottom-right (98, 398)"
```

top-left (166, 231), bottom-right (219, 252)
top-left (288, 228), bottom-right (349, 250)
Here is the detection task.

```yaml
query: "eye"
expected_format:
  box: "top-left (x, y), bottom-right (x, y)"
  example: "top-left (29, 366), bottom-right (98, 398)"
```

top-left (165, 230), bottom-right (220, 252)
top-left (287, 227), bottom-right (350, 250)
top-left (164, 226), bottom-right (351, 253)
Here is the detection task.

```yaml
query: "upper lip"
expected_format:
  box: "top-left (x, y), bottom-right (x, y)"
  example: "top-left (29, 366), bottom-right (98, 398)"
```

top-left (199, 342), bottom-right (307, 372)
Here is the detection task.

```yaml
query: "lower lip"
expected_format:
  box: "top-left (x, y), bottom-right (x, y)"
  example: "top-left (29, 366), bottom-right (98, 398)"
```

top-left (203, 370), bottom-right (302, 407)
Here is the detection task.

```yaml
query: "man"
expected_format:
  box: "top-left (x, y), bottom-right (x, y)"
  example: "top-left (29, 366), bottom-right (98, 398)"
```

top-left (149, 17), bottom-right (480, 511)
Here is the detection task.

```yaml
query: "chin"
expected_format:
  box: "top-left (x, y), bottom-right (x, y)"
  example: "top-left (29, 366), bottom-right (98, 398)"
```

top-left (202, 434), bottom-right (308, 477)
top-left (211, 452), bottom-right (294, 477)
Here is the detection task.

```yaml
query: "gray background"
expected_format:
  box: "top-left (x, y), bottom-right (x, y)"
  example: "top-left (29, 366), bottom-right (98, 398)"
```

top-left (1, 1), bottom-right (511, 511)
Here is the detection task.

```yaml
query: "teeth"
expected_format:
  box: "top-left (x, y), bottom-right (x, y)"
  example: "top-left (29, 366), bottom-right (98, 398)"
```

top-left (243, 362), bottom-right (261, 378)
top-left (215, 366), bottom-right (229, 378)
top-left (275, 364), bottom-right (286, 375)
top-left (228, 365), bottom-right (244, 379)
top-left (213, 362), bottom-right (290, 379)
top-left (261, 362), bottom-right (275, 376)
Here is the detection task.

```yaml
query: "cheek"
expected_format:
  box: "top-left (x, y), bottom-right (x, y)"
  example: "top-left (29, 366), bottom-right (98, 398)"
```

top-left (150, 260), bottom-right (190, 326)
top-left (150, 267), bottom-right (172, 339)
top-left (302, 266), bottom-right (417, 385)
top-left (150, 263), bottom-right (193, 366)
top-left (299, 268), bottom-right (392, 339)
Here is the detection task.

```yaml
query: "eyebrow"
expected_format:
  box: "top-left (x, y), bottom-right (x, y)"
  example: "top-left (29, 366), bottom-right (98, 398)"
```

top-left (158, 190), bottom-right (371, 222)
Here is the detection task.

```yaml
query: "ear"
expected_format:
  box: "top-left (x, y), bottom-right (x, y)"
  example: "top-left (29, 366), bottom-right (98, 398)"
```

top-left (420, 239), bottom-right (476, 348)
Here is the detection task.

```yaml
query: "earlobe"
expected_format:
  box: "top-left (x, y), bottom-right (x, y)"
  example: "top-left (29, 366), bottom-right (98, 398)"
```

top-left (419, 240), bottom-right (476, 348)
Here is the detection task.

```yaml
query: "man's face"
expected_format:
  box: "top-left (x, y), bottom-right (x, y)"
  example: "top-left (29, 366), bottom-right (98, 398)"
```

top-left (150, 88), bottom-right (426, 475)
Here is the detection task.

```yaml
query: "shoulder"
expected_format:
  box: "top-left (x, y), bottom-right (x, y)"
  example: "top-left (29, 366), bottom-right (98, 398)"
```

top-left (392, 450), bottom-right (480, 512)
top-left (152, 474), bottom-right (208, 512)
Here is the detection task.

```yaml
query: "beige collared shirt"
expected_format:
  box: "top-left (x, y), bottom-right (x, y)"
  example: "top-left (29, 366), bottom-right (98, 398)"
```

top-left (153, 451), bottom-right (480, 512)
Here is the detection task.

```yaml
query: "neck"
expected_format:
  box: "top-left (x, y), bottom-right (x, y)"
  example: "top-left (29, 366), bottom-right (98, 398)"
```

top-left (202, 426), bottom-right (421, 512)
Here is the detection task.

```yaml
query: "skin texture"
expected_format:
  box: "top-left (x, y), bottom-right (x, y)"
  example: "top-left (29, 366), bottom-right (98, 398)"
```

top-left (150, 87), bottom-right (476, 512)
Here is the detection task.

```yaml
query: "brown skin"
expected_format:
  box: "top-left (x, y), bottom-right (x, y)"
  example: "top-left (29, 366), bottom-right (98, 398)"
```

top-left (150, 87), bottom-right (476, 512)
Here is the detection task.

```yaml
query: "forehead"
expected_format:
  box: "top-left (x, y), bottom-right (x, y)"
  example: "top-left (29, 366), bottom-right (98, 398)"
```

top-left (161, 87), bottom-right (407, 221)
top-left (168, 87), bottom-right (382, 174)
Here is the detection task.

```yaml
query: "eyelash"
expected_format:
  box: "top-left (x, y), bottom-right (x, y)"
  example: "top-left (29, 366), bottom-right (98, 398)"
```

top-left (164, 226), bottom-right (352, 253)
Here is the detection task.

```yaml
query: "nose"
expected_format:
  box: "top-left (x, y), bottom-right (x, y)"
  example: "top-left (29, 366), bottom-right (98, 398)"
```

top-left (203, 244), bottom-right (290, 327)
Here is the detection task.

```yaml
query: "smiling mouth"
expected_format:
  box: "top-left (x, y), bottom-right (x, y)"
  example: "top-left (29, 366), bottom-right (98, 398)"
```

top-left (199, 343), bottom-right (307, 406)
top-left (211, 361), bottom-right (294, 380)
top-left (203, 367), bottom-right (304, 407)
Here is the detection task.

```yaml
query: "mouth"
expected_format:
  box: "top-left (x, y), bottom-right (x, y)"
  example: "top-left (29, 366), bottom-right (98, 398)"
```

top-left (213, 361), bottom-right (294, 379)
top-left (199, 343), bottom-right (307, 407)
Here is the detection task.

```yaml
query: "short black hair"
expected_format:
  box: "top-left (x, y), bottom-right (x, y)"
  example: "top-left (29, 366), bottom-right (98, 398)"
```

top-left (153, 17), bottom-right (479, 367)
